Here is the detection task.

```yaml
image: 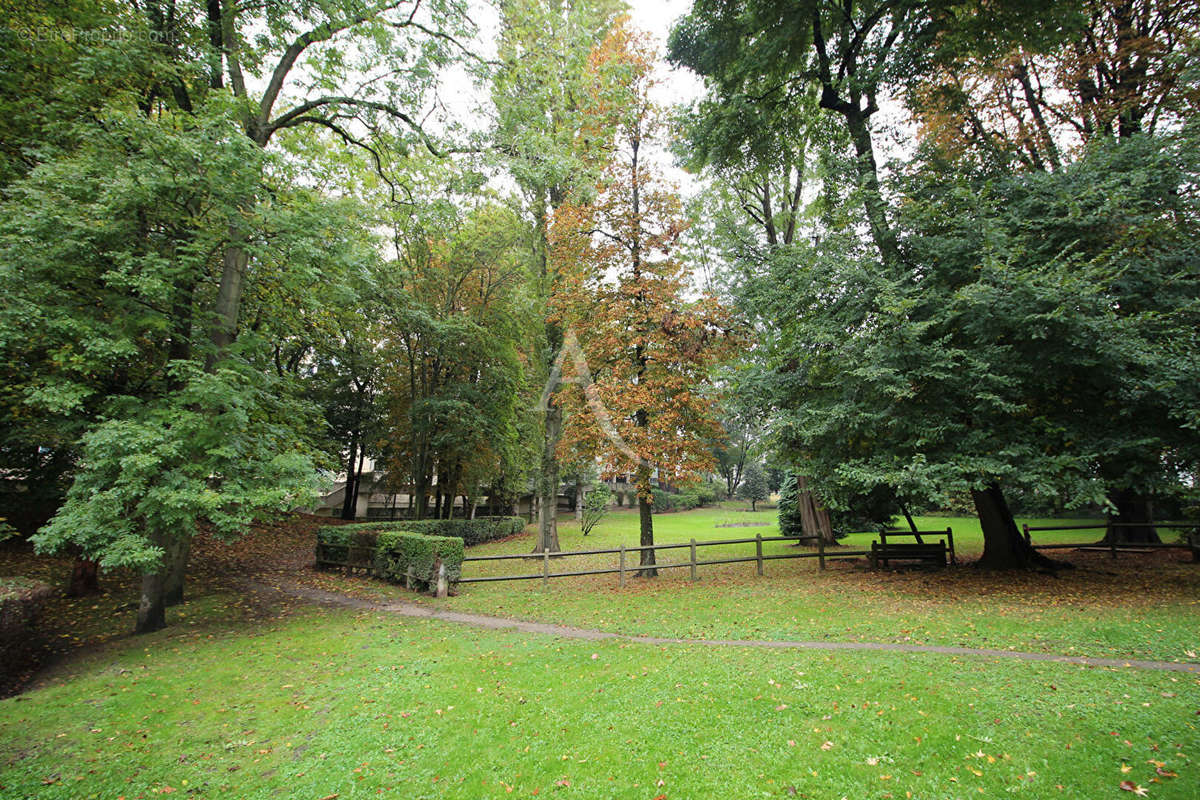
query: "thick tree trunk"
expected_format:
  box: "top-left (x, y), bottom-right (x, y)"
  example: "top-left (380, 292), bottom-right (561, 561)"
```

top-left (136, 532), bottom-right (169, 634)
top-left (1104, 489), bottom-right (1161, 544)
top-left (974, 484), bottom-right (1059, 569)
top-left (796, 476), bottom-right (835, 545)
top-left (66, 556), bottom-right (100, 597)
top-left (575, 484), bottom-right (585, 522)
top-left (535, 400), bottom-right (562, 552)
top-left (636, 466), bottom-right (657, 577)
top-left (163, 536), bottom-right (190, 607)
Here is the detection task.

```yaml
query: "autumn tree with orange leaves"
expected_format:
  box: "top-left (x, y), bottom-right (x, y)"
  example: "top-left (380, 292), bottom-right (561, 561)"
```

top-left (550, 23), bottom-right (735, 577)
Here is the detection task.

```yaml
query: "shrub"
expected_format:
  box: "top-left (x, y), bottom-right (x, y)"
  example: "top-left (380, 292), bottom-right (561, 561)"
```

top-left (777, 472), bottom-right (804, 538)
top-left (581, 484), bottom-right (613, 536)
top-left (390, 516), bottom-right (526, 547)
top-left (376, 531), bottom-right (464, 590)
top-left (651, 489), bottom-right (701, 513)
top-left (693, 482), bottom-right (721, 506)
top-left (315, 517), bottom-right (523, 593)
top-left (1, 577), bottom-right (54, 681)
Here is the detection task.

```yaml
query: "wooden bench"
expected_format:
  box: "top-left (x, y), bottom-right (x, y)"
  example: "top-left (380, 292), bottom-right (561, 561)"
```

top-left (870, 540), bottom-right (948, 570)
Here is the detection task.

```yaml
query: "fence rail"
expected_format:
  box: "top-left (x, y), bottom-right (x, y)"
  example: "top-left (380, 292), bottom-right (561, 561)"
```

top-left (459, 534), bottom-right (869, 586)
top-left (1023, 521), bottom-right (1200, 560)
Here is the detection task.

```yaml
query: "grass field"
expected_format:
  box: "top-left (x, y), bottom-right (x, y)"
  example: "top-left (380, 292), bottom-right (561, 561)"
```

top-left (1, 505), bottom-right (1197, 799)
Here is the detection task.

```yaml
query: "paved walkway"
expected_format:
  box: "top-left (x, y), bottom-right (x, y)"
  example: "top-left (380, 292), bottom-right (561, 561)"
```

top-left (248, 580), bottom-right (1200, 674)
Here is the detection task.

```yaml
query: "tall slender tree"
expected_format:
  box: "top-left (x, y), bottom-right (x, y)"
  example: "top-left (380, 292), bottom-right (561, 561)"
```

top-left (551, 23), bottom-right (734, 576)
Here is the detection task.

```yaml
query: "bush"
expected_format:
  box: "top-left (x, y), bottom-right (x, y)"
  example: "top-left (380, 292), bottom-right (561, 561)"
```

top-left (388, 516), bottom-right (526, 547)
top-left (693, 482), bottom-right (721, 506)
top-left (376, 531), bottom-right (464, 590)
top-left (316, 524), bottom-right (464, 593)
top-left (315, 517), bottom-right (523, 593)
top-left (651, 489), bottom-right (701, 513)
top-left (581, 484), bottom-right (613, 536)
top-left (1, 577), bottom-right (54, 682)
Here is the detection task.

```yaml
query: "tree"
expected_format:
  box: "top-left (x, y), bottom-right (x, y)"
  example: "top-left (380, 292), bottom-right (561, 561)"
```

top-left (907, 0), bottom-right (1200, 541)
top-left (749, 127), bottom-right (1200, 568)
top-left (580, 482), bottom-right (613, 536)
top-left (492, 0), bottom-right (626, 553)
top-left (738, 462), bottom-right (769, 511)
top-left (6, 109), bottom-right (351, 626)
top-left (376, 200), bottom-right (533, 522)
top-left (551, 23), bottom-right (735, 577)
top-left (14, 0), bottom-right (481, 632)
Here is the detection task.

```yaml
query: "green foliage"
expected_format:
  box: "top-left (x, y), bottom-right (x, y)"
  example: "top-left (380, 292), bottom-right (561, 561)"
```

top-left (776, 471), bottom-right (803, 538)
top-left (33, 363), bottom-right (324, 571)
top-left (386, 517), bottom-right (528, 548)
top-left (740, 128), bottom-right (1200, 515)
top-left (580, 483), bottom-right (612, 536)
top-left (738, 462), bottom-right (769, 509)
top-left (315, 523), bottom-right (465, 591)
top-left (651, 489), bottom-right (702, 513)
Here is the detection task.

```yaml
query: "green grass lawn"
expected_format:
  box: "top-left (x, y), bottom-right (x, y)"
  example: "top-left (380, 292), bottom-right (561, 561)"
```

top-left (2, 605), bottom-right (1196, 799)
top-left (351, 507), bottom-right (1198, 665)
top-left (1, 506), bottom-right (1197, 799)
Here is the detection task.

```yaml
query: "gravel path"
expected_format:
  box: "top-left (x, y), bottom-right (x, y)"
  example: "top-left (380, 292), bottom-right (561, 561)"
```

top-left (243, 579), bottom-right (1200, 674)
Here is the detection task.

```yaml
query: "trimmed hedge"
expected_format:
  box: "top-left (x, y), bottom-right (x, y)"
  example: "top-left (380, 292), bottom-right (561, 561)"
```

top-left (1, 578), bottom-right (54, 682)
top-left (315, 525), bottom-right (463, 593)
top-left (389, 516), bottom-right (526, 547)
top-left (314, 516), bottom-right (524, 593)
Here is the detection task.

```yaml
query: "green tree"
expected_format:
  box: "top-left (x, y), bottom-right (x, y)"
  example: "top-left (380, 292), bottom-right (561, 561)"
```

top-left (753, 129), bottom-right (1200, 568)
top-left (738, 462), bottom-right (769, 511)
top-left (492, 0), bottom-right (626, 552)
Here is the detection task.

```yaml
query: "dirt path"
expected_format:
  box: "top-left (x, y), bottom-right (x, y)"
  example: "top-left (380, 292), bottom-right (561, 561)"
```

top-left (243, 579), bottom-right (1200, 674)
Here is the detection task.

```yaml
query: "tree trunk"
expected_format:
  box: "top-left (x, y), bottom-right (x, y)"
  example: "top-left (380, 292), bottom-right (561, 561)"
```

top-left (842, 108), bottom-right (902, 267)
top-left (136, 531), bottom-right (170, 634)
top-left (1104, 489), bottom-right (1160, 543)
top-left (163, 536), bottom-right (190, 607)
top-left (66, 556), bottom-right (100, 597)
top-left (340, 436), bottom-right (359, 520)
top-left (974, 484), bottom-right (1059, 569)
top-left (796, 476), bottom-right (835, 545)
top-left (636, 465), bottom-right (657, 577)
top-left (535, 400), bottom-right (562, 552)
top-left (575, 484), bottom-right (585, 522)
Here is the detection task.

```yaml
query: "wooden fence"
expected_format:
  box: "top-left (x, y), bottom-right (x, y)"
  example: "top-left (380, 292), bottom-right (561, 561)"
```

top-left (459, 534), bottom-right (869, 586)
top-left (1023, 521), bottom-right (1200, 560)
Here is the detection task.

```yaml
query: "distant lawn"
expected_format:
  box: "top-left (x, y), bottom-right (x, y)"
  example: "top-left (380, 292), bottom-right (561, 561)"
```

top-left (337, 507), bottom-right (1200, 665)
top-left (2, 605), bottom-right (1196, 800)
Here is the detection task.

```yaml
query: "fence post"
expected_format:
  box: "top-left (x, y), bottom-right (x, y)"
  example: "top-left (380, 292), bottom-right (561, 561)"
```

top-left (817, 534), bottom-right (825, 571)
top-left (690, 539), bottom-right (698, 581)
top-left (947, 527), bottom-right (956, 565)
top-left (619, 544), bottom-right (626, 587)
top-left (755, 534), bottom-right (764, 576)
top-left (1107, 520), bottom-right (1117, 559)
top-left (1022, 523), bottom-right (1031, 546)
top-left (543, 547), bottom-right (550, 586)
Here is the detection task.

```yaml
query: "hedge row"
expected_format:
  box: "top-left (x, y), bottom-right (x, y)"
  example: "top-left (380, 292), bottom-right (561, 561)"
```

top-left (1, 578), bottom-right (54, 682)
top-left (316, 525), bottom-right (464, 592)
top-left (314, 516), bottom-right (526, 593)
top-left (386, 516), bottom-right (527, 546)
